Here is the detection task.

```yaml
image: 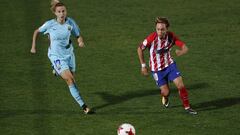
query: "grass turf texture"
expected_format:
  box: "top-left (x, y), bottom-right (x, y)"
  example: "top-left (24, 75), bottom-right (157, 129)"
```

top-left (0, 0), bottom-right (240, 134)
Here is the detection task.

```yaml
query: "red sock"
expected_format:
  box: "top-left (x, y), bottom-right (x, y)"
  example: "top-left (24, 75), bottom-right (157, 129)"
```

top-left (178, 87), bottom-right (190, 109)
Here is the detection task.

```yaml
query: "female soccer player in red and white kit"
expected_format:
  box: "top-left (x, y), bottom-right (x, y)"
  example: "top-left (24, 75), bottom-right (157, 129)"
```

top-left (137, 17), bottom-right (197, 115)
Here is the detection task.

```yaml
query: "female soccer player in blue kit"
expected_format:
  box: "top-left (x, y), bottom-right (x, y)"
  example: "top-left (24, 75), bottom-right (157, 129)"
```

top-left (30, 0), bottom-right (92, 114)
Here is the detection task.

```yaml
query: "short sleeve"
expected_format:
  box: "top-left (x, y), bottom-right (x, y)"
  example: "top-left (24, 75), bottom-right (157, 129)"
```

top-left (68, 18), bottom-right (80, 38)
top-left (39, 21), bottom-right (51, 33)
top-left (139, 32), bottom-right (157, 50)
top-left (170, 32), bottom-right (185, 48)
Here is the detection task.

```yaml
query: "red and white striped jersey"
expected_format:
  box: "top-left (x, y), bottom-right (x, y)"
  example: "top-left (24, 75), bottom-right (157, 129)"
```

top-left (139, 31), bottom-right (185, 72)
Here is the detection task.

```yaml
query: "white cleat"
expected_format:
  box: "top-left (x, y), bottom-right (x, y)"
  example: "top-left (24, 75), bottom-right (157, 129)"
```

top-left (162, 96), bottom-right (169, 108)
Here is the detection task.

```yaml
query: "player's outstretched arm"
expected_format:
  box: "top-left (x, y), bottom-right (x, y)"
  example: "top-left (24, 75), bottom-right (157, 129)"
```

top-left (175, 44), bottom-right (188, 56)
top-left (77, 36), bottom-right (85, 48)
top-left (30, 29), bottom-right (40, 54)
top-left (137, 47), bottom-right (149, 76)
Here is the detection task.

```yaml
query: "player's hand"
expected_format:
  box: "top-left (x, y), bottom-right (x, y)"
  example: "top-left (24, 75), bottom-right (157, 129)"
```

top-left (141, 67), bottom-right (149, 76)
top-left (30, 47), bottom-right (36, 54)
top-left (175, 45), bottom-right (188, 56)
top-left (175, 49), bottom-right (182, 56)
top-left (79, 41), bottom-right (85, 48)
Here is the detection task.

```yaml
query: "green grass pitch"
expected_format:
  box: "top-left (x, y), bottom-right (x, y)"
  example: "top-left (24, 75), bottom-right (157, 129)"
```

top-left (0, 0), bottom-right (240, 134)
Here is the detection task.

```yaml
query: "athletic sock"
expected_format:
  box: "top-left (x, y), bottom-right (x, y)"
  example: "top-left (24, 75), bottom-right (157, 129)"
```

top-left (178, 87), bottom-right (190, 109)
top-left (68, 84), bottom-right (85, 107)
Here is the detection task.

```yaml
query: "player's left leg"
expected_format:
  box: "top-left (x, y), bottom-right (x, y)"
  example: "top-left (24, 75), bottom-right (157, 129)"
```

top-left (173, 77), bottom-right (197, 115)
top-left (67, 53), bottom-right (93, 114)
top-left (61, 70), bottom-right (83, 105)
top-left (173, 76), bottom-right (189, 109)
top-left (48, 54), bottom-right (92, 114)
top-left (60, 70), bottom-right (92, 114)
top-left (167, 62), bottom-right (197, 114)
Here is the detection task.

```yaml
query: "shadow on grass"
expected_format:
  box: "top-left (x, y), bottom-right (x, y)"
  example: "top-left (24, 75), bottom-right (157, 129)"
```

top-left (0, 82), bottom-right (210, 118)
top-left (93, 89), bottom-right (159, 110)
top-left (193, 97), bottom-right (240, 112)
top-left (93, 82), bottom-right (209, 110)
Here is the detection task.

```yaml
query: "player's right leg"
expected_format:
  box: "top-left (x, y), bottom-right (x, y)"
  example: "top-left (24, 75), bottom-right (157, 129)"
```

top-left (160, 84), bottom-right (170, 108)
top-left (152, 71), bottom-right (170, 108)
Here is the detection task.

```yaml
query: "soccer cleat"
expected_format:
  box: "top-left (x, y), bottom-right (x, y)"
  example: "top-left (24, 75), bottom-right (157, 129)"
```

top-left (185, 108), bottom-right (197, 115)
top-left (82, 104), bottom-right (94, 114)
top-left (83, 107), bottom-right (90, 114)
top-left (162, 96), bottom-right (169, 108)
top-left (83, 107), bottom-right (95, 114)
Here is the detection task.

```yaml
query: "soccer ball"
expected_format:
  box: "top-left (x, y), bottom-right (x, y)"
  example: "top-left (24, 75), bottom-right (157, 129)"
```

top-left (117, 123), bottom-right (136, 135)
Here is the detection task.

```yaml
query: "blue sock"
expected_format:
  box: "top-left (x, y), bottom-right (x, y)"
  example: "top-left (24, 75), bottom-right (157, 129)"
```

top-left (68, 84), bottom-right (85, 107)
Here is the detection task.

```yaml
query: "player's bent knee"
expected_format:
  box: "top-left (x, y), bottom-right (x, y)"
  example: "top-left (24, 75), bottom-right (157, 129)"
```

top-left (63, 74), bottom-right (75, 85)
top-left (160, 86), bottom-right (170, 96)
top-left (65, 77), bottom-right (74, 85)
top-left (161, 90), bottom-right (169, 97)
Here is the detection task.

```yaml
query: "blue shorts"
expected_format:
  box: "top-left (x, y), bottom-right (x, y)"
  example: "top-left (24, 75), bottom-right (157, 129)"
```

top-left (151, 62), bottom-right (181, 87)
top-left (48, 53), bottom-right (76, 75)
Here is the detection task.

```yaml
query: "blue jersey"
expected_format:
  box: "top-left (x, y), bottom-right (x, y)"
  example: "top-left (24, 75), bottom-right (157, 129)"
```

top-left (39, 17), bottom-right (80, 56)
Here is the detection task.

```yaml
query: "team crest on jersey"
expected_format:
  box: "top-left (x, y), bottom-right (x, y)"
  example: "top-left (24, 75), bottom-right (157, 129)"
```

top-left (68, 25), bottom-right (72, 31)
top-left (140, 39), bottom-right (148, 49)
top-left (143, 39), bottom-right (147, 46)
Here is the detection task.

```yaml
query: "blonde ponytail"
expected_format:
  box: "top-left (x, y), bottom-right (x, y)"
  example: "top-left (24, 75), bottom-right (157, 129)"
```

top-left (51, 0), bottom-right (60, 6)
top-left (50, 0), bottom-right (60, 12)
